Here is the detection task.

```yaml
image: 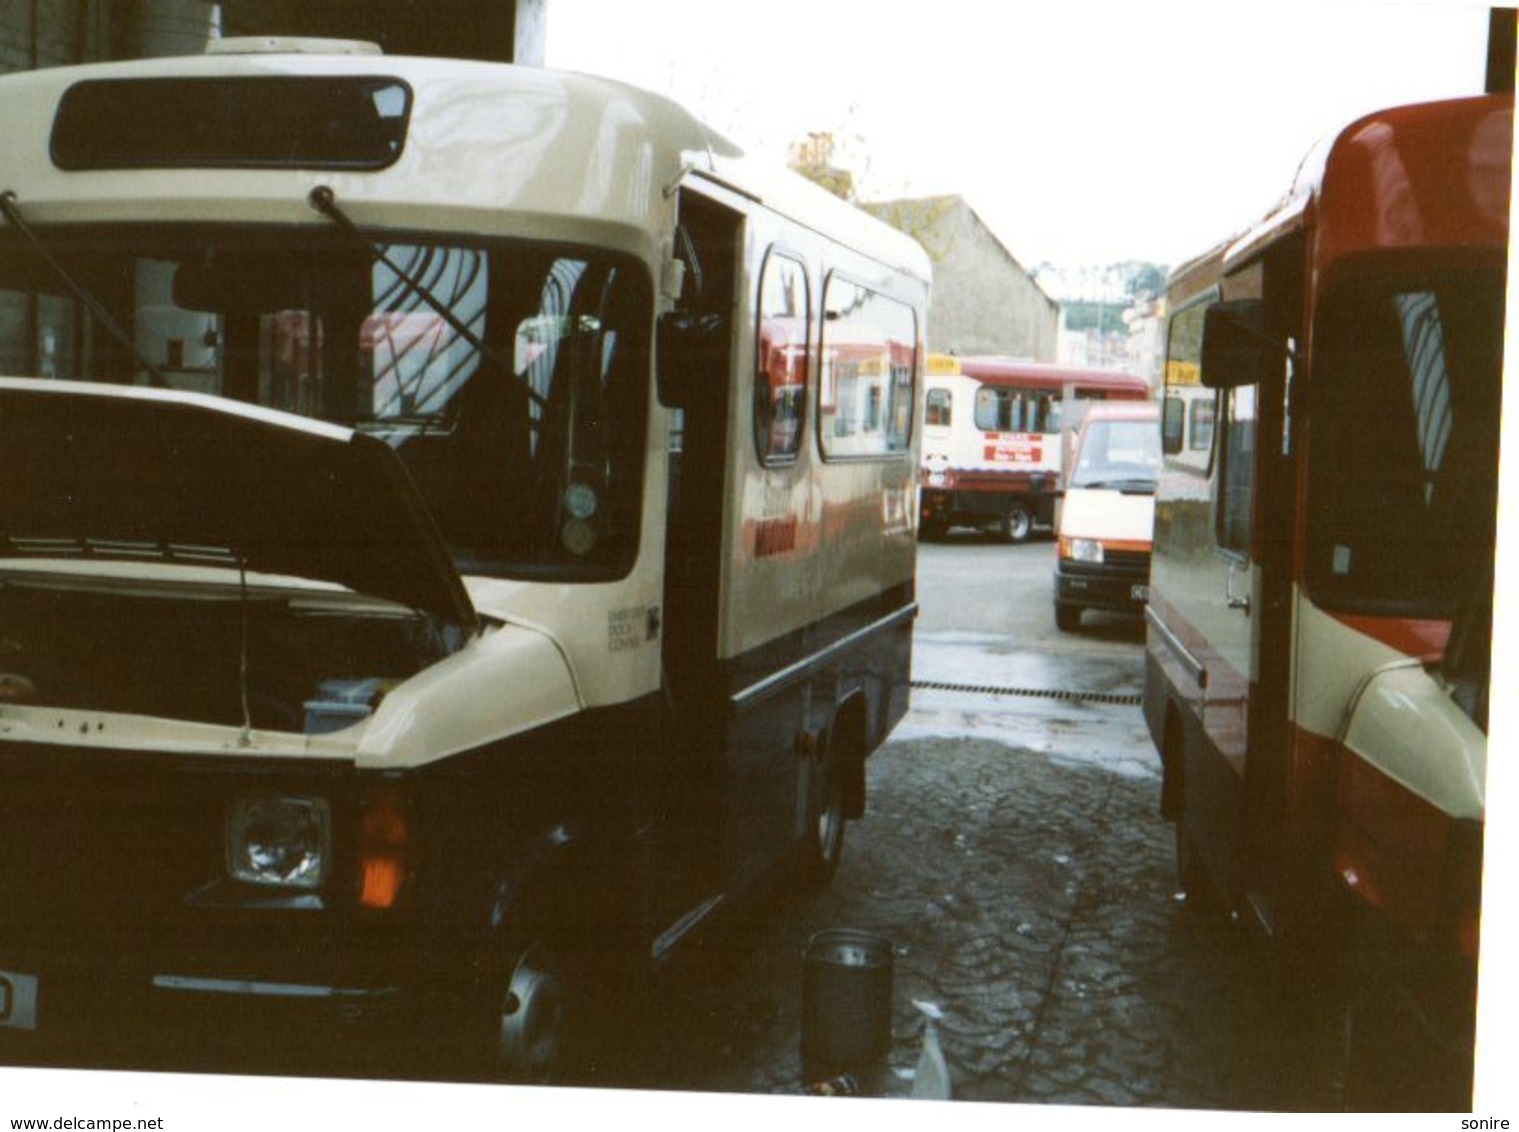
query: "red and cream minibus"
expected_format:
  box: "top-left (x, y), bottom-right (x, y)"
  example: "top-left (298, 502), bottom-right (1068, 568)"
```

top-left (917, 354), bottom-right (1148, 541)
top-left (1145, 93), bottom-right (1507, 1109)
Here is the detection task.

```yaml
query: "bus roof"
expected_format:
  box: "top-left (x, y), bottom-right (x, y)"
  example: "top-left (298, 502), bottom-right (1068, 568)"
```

top-left (1219, 94), bottom-right (1511, 276)
top-left (926, 354), bottom-right (1149, 395)
top-left (0, 42), bottom-right (931, 280)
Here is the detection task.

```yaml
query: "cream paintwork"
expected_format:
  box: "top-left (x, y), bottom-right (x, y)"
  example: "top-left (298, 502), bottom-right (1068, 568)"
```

top-left (0, 46), bottom-right (930, 763)
top-left (696, 178), bottom-right (927, 663)
top-left (920, 373), bottom-right (1061, 483)
top-left (0, 53), bottom-right (925, 278)
top-left (1293, 594), bottom-right (1484, 820)
top-left (1290, 594), bottom-right (1424, 740)
top-left (353, 620), bottom-right (581, 769)
top-left (1339, 660), bottom-right (1485, 822)
top-left (0, 616), bottom-right (582, 770)
top-left (1057, 487), bottom-right (1154, 545)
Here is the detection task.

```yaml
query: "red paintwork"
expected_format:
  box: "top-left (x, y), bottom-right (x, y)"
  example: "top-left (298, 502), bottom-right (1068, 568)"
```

top-left (949, 356), bottom-right (1149, 397)
top-left (1328, 613), bottom-right (1452, 661)
top-left (1312, 96), bottom-right (1513, 273)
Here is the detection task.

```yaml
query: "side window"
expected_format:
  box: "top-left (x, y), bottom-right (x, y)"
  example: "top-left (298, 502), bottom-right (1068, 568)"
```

top-left (972, 386), bottom-right (1050, 433)
top-left (925, 387), bottom-right (952, 427)
top-left (754, 249), bottom-right (810, 464)
top-left (1217, 384), bottom-right (1257, 555)
top-left (1163, 297), bottom-right (1214, 473)
top-left (1162, 395), bottom-right (1185, 454)
top-left (1189, 397), bottom-right (1216, 451)
top-left (818, 274), bottom-right (916, 459)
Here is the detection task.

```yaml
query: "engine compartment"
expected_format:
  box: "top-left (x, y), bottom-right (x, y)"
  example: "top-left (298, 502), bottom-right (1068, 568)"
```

top-left (0, 575), bottom-right (453, 733)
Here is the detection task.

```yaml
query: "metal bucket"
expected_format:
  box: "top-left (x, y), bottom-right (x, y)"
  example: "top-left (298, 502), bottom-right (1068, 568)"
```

top-left (800, 928), bottom-right (893, 1077)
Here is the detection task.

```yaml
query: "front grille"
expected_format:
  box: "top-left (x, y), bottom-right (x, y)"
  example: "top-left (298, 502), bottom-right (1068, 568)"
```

top-left (1105, 549), bottom-right (1151, 575)
top-left (1064, 550), bottom-right (1150, 582)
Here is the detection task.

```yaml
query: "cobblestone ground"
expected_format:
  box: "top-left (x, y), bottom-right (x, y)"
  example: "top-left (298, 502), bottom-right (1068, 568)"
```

top-left (587, 691), bottom-right (1340, 1112)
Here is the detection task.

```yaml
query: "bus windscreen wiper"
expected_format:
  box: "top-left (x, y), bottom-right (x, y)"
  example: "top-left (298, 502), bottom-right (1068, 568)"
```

top-left (307, 185), bottom-right (550, 418)
top-left (0, 190), bottom-right (169, 387)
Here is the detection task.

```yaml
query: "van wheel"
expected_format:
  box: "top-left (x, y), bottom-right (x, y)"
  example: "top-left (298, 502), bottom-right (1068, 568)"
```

top-left (799, 739), bottom-right (846, 890)
top-left (494, 946), bottom-right (570, 1083)
top-left (1000, 505), bottom-right (1033, 543)
top-left (1054, 602), bottom-right (1082, 631)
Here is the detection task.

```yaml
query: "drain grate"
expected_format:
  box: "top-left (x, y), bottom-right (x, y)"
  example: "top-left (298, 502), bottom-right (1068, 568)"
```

top-left (911, 679), bottom-right (1143, 707)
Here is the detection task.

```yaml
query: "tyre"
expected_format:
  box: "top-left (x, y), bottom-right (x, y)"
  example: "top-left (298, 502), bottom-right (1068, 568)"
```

top-left (1001, 504), bottom-right (1033, 543)
top-left (798, 735), bottom-right (847, 890)
top-left (493, 946), bottom-right (570, 1083)
top-left (1054, 602), bottom-right (1082, 631)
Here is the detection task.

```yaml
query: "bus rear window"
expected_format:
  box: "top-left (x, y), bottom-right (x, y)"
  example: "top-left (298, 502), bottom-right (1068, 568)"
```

top-left (51, 76), bottom-right (411, 171)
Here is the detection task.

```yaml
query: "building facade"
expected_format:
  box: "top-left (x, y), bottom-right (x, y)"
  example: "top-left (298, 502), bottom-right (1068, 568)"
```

top-left (863, 195), bottom-right (1059, 362)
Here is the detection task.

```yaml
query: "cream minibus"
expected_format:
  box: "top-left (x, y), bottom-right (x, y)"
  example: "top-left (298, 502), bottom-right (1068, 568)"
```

top-left (0, 38), bottom-right (930, 1081)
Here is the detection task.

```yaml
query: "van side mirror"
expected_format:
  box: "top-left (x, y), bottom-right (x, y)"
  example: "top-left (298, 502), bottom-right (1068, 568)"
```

top-left (656, 310), bottom-right (726, 407)
top-left (1200, 299), bottom-right (1268, 389)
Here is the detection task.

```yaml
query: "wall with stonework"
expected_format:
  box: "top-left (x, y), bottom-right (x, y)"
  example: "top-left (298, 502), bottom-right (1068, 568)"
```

top-left (864, 195), bottom-right (1060, 362)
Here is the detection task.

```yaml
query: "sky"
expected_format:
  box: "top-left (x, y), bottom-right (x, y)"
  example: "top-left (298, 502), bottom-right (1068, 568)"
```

top-left (543, 0), bottom-right (1499, 269)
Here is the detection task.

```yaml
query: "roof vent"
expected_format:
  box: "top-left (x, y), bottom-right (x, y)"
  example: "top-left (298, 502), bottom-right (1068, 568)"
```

top-left (205, 37), bottom-right (383, 56)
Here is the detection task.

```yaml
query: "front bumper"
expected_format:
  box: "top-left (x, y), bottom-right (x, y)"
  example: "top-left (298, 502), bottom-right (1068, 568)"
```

top-left (0, 925), bottom-right (490, 1078)
top-left (1054, 553), bottom-right (1151, 613)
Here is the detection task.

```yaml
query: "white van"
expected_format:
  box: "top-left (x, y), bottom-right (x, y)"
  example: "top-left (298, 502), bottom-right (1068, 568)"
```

top-left (1051, 401), bottom-right (1160, 631)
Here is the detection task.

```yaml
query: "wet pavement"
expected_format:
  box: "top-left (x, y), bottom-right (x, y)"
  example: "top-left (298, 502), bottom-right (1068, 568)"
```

top-left (586, 629), bottom-right (1339, 1111)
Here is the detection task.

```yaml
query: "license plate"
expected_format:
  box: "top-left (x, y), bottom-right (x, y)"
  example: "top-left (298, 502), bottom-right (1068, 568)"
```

top-left (0, 970), bottom-right (39, 1030)
top-left (1131, 584), bottom-right (1149, 601)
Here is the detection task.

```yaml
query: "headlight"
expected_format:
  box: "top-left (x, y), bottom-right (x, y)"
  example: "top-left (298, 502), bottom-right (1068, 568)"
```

top-left (1064, 537), bottom-right (1104, 564)
top-left (227, 794), bottom-right (331, 889)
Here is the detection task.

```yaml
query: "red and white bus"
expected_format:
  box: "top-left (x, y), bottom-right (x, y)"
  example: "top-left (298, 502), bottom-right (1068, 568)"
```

top-left (1145, 93), bottom-right (1507, 1109)
top-left (917, 354), bottom-right (1148, 541)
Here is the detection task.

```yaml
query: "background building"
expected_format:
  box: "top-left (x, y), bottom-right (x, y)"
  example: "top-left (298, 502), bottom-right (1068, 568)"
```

top-left (862, 195), bottom-right (1059, 362)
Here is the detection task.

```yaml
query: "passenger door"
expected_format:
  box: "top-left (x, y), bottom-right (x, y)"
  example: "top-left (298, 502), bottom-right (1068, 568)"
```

top-left (651, 189), bottom-right (742, 951)
top-left (1198, 252), bottom-right (1300, 928)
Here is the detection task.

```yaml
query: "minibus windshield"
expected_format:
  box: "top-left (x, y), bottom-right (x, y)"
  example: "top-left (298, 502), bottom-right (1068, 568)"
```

top-left (1308, 264), bottom-right (1504, 618)
top-left (1069, 417), bottom-right (1161, 491)
top-left (0, 225), bottom-right (651, 582)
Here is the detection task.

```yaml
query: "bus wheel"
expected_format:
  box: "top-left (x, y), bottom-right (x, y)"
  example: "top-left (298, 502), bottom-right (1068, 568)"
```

top-left (799, 738), bottom-right (847, 890)
top-left (1000, 505), bottom-right (1033, 543)
top-left (1054, 602), bottom-right (1082, 632)
top-left (494, 946), bottom-right (569, 1083)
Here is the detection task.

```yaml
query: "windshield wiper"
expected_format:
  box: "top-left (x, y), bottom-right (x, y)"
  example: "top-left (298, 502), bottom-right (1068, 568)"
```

top-left (1075, 477), bottom-right (1157, 493)
top-left (307, 185), bottom-right (550, 417)
top-left (0, 191), bottom-right (169, 388)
